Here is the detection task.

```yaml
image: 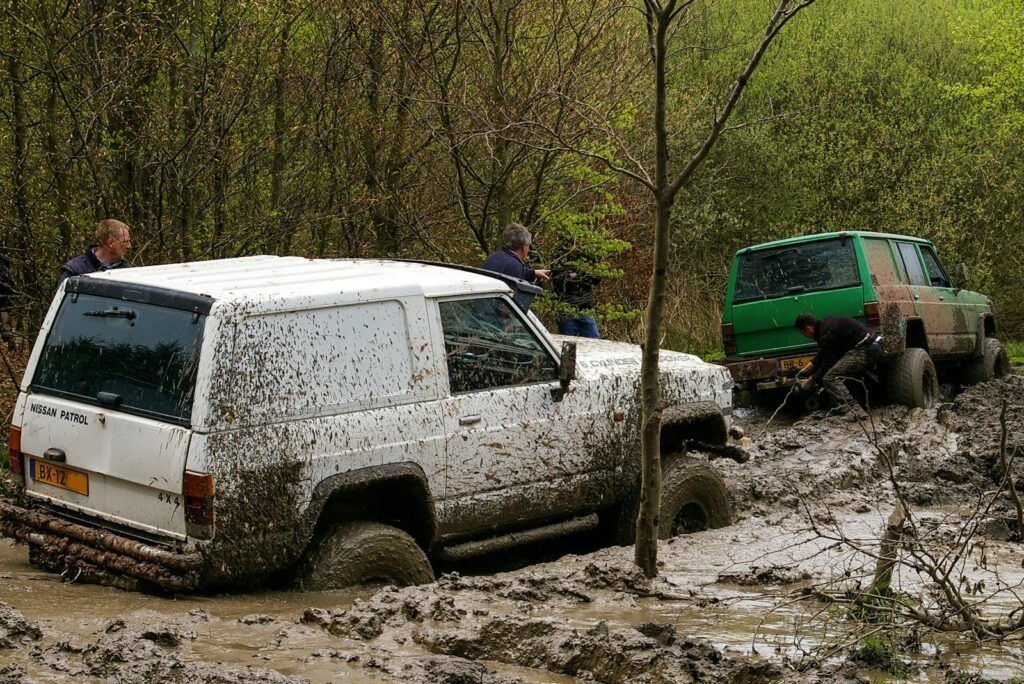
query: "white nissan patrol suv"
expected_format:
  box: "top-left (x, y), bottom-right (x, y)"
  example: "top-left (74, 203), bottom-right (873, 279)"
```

top-left (1, 257), bottom-right (737, 592)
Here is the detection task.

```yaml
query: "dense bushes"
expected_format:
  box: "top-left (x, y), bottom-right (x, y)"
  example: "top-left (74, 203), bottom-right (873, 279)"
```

top-left (1, 0), bottom-right (1020, 346)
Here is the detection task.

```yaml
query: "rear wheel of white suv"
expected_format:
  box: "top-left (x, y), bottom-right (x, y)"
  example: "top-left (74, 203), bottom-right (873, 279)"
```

top-left (299, 521), bottom-right (434, 590)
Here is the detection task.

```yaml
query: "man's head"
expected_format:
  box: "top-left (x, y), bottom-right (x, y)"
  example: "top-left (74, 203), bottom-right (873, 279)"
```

top-left (501, 223), bottom-right (532, 259)
top-left (94, 219), bottom-right (132, 262)
top-left (794, 312), bottom-right (817, 339)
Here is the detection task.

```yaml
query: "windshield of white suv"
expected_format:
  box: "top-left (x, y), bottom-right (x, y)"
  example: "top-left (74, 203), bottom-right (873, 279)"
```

top-left (32, 292), bottom-right (206, 424)
top-left (734, 237), bottom-right (860, 302)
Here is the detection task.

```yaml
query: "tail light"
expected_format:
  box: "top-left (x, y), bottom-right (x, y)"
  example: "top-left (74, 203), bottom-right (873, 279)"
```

top-left (7, 426), bottom-right (24, 484)
top-left (864, 301), bottom-right (881, 329)
top-left (722, 323), bottom-right (737, 355)
top-left (183, 471), bottom-right (215, 526)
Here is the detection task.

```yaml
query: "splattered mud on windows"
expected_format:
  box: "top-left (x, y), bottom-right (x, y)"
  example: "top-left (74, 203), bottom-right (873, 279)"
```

top-left (439, 297), bottom-right (558, 393)
top-left (920, 246), bottom-right (951, 288)
top-left (895, 242), bottom-right (928, 286)
top-left (227, 300), bottom-right (415, 420)
top-left (734, 238), bottom-right (860, 302)
top-left (32, 293), bottom-right (204, 423)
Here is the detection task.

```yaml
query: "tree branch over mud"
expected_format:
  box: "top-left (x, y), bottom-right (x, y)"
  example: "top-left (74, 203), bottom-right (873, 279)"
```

top-left (778, 402), bottom-right (1024, 670)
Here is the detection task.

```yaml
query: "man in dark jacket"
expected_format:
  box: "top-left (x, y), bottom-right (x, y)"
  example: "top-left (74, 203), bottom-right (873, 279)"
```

top-left (795, 313), bottom-right (883, 419)
top-left (57, 219), bottom-right (132, 287)
top-left (482, 223), bottom-right (550, 284)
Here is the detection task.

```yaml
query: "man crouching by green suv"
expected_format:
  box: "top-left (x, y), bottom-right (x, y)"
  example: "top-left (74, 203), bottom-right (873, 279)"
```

top-left (794, 313), bottom-right (883, 421)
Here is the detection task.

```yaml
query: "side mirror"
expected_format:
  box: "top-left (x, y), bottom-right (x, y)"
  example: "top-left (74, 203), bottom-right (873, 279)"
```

top-left (953, 263), bottom-right (969, 291)
top-left (552, 341), bottom-right (577, 401)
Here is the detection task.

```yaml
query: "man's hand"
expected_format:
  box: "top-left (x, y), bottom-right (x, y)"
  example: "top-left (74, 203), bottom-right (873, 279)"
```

top-left (799, 376), bottom-right (814, 392)
top-left (534, 268), bottom-right (551, 282)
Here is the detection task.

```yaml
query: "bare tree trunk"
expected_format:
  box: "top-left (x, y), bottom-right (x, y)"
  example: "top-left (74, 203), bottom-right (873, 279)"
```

top-left (634, 0), bottom-right (818, 577)
top-left (271, 0), bottom-right (291, 253)
top-left (7, 0), bottom-right (33, 330)
top-left (42, 8), bottom-right (73, 257)
top-left (490, 0), bottom-right (512, 232)
top-left (212, 112), bottom-right (229, 259)
top-left (998, 400), bottom-right (1024, 538)
top-left (635, 5), bottom-right (672, 577)
top-left (867, 502), bottom-right (906, 600)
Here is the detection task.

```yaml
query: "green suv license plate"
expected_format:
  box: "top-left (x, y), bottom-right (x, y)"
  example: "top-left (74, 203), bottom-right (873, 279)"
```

top-left (30, 459), bottom-right (89, 496)
top-left (779, 355), bottom-right (814, 374)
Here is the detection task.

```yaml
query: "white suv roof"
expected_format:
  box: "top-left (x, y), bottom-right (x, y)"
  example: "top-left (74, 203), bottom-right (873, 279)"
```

top-left (77, 256), bottom-right (510, 308)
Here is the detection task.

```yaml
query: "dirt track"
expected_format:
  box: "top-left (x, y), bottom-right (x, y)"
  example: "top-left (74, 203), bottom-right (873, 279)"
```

top-left (2, 373), bottom-right (1023, 682)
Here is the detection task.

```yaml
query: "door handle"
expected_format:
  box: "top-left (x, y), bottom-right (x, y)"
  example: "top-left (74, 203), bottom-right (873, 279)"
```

top-left (938, 296), bottom-right (945, 301)
top-left (458, 415), bottom-right (482, 426)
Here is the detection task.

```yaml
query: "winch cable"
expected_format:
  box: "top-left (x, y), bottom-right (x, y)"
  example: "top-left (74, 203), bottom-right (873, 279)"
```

top-left (760, 381), bottom-right (800, 438)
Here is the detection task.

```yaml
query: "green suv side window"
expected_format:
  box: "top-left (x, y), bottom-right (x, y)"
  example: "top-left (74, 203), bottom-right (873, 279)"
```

top-left (863, 238), bottom-right (902, 286)
top-left (895, 242), bottom-right (928, 286)
top-left (920, 246), bottom-right (951, 288)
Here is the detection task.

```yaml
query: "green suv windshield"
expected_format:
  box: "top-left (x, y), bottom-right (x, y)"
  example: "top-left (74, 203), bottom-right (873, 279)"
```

top-left (734, 237), bottom-right (860, 302)
top-left (32, 292), bottom-right (205, 424)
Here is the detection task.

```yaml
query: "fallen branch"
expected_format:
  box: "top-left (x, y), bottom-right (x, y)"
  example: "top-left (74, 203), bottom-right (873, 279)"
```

top-left (997, 399), bottom-right (1024, 539)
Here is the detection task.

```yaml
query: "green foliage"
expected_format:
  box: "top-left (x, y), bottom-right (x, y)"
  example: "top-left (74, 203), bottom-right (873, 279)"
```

top-left (1, 0), bottom-right (1023, 346)
top-left (849, 633), bottom-right (911, 678)
top-left (1005, 340), bottom-right (1024, 365)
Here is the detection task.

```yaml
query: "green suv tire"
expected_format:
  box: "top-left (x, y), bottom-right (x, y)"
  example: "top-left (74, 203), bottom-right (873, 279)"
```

top-left (960, 337), bottom-right (1010, 386)
top-left (887, 347), bottom-right (939, 409)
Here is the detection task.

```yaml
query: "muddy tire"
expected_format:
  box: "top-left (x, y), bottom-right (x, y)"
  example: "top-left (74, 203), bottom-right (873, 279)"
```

top-left (658, 452), bottom-right (733, 538)
top-left (886, 347), bottom-right (938, 409)
top-left (960, 338), bottom-right (1010, 386)
top-left (299, 521), bottom-right (434, 590)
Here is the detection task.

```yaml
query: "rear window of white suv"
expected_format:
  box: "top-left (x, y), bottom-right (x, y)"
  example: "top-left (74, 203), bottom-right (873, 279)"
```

top-left (32, 289), bottom-right (207, 425)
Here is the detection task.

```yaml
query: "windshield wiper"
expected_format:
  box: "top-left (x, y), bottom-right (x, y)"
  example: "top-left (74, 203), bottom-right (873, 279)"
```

top-left (84, 308), bottom-right (137, 320)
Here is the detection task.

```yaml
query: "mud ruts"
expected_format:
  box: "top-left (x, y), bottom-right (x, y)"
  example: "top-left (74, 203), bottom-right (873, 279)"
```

top-left (0, 499), bottom-right (202, 591)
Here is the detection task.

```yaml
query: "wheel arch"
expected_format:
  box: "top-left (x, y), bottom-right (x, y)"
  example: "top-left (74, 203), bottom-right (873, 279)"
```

top-left (301, 463), bottom-right (437, 553)
top-left (981, 313), bottom-right (997, 341)
top-left (659, 401), bottom-right (727, 456)
top-left (904, 317), bottom-right (928, 352)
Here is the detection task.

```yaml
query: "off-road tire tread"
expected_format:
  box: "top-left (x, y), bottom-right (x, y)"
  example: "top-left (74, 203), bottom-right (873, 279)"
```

top-left (300, 521), bottom-right (434, 590)
top-left (887, 347), bottom-right (938, 409)
top-left (658, 451), bottom-right (733, 538)
top-left (961, 337), bottom-right (1010, 386)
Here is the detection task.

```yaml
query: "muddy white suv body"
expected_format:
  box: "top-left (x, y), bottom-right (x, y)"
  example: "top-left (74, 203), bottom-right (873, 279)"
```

top-left (2, 257), bottom-right (735, 592)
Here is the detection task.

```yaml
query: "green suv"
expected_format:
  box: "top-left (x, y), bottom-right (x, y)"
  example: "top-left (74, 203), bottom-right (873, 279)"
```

top-left (721, 231), bottom-right (1009, 408)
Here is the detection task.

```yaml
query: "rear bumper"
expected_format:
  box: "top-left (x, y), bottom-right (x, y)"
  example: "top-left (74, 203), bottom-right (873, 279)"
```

top-left (724, 357), bottom-right (800, 391)
top-left (0, 498), bottom-right (203, 592)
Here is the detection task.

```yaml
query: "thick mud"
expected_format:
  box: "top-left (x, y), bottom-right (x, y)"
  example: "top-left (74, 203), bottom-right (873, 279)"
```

top-left (2, 373), bottom-right (1023, 682)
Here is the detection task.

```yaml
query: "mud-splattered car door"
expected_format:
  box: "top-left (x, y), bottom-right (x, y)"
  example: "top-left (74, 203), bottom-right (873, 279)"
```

top-left (918, 244), bottom-right (989, 357)
top-left (431, 295), bottom-right (608, 538)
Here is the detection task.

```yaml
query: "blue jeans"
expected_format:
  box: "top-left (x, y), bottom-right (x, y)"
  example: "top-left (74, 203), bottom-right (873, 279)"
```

top-left (557, 316), bottom-right (599, 338)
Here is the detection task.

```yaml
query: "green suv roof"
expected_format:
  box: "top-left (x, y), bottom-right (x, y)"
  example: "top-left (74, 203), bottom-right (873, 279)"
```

top-left (734, 231), bottom-right (933, 255)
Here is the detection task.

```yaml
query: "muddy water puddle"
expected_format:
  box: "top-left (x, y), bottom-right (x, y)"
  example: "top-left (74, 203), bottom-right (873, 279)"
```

top-left (0, 539), bottom-right (578, 683)
top-left (3, 515), bottom-right (1023, 683)
top-left (0, 539), bottom-right (375, 682)
top-left (4, 377), bottom-right (1024, 682)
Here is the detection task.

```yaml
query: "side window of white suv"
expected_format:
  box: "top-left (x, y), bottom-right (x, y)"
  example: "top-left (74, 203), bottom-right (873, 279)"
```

top-left (439, 297), bottom-right (558, 393)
